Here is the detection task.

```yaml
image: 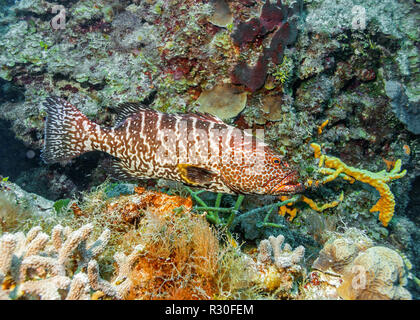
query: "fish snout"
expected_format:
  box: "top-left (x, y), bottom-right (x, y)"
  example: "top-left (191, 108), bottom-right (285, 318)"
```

top-left (270, 171), bottom-right (304, 195)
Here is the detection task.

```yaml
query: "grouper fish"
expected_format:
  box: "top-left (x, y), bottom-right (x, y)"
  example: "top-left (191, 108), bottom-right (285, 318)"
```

top-left (41, 96), bottom-right (304, 195)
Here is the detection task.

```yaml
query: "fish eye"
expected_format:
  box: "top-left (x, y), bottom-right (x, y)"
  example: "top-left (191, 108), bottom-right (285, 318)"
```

top-left (272, 157), bottom-right (281, 165)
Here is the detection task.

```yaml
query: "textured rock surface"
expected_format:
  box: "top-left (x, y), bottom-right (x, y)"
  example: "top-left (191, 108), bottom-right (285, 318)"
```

top-left (385, 81), bottom-right (420, 135)
top-left (312, 228), bottom-right (374, 273)
top-left (337, 246), bottom-right (412, 300)
top-left (0, 0), bottom-right (418, 300)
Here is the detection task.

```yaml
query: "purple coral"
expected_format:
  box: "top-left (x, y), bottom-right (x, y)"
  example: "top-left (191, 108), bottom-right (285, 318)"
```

top-left (260, 0), bottom-right (286, 32)
top-left (230, 0), bottom-right (301, 92)
top-left (231, 18), bottom-right (262, 47)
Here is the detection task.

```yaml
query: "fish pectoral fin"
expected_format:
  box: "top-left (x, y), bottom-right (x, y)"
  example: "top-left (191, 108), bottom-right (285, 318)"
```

top-left (177, 164), bottom-right (216, 185)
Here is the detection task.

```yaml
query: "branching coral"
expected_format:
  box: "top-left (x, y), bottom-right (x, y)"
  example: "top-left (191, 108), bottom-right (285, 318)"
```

top-left (310, 143), bottom-right (407, 227)
top-left (0, 223), bottom-right (141, 300)
top-left (258, 234), bottom-right (305, 269)
top-left (251, 234), bottom-right (305, 293)
top-left (301, 192), bottom-right (344, 213)
top-left (87, 245), bottom-right (144, 300)
top-left (277, 193), bottom-right (343, 222)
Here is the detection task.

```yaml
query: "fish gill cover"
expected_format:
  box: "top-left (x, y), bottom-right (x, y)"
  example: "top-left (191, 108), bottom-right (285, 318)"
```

top-left (0, 0), bottom-right (419, 301)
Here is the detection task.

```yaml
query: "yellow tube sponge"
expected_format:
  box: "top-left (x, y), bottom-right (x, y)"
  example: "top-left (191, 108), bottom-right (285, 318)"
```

top-left (278, 196), bottom-right (298, 221)
top-left (302, 192), bottom-right (344, 212)
top-left (310, 143), bottom-right (407, 227)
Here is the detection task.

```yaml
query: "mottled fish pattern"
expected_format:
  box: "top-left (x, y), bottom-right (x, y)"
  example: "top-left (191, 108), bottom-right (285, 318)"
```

top-left (42, 97), bottom-right (303, 195)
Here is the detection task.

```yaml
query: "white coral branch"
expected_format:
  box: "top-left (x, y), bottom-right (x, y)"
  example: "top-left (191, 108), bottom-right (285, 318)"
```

top-left (58, 223), bottom-right (93, 265)
top-left (257, 234), bottom-right (305, 269)
top-left (1, 223), bottom-right (140, 300)
top-left (66, 273), bottom-right (90, 300)
top-left (78, 228), bottom-right (111, 268)
top-left (113, 244), bottom-right (145, 298)
top-left (0, 234), bottom-right (16, 283)
top-left (88, 260), bottom-right (121, 299)
top-left (19, 275), bottom-right (71, 300)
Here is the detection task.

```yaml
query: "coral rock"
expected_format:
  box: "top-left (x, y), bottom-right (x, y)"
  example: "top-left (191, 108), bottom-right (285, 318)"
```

top-left (312, 229), bottom-right (373, 274)
top-left (208, 0), bottom-right (233, 28)
top-left (337, 247), bottom-right (412, 300)
top-left (197, 83), bottom-right (247, 120)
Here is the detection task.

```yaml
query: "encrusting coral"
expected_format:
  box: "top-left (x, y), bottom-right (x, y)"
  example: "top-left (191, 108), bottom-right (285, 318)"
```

top-left (197, 82), bottom-right (248, 120)
top-left (310, 143), bottom-right (407, 226)
top-left (337, 246), bottom-right (412, 300)
top-left (312, 228), bottom-right (374, 274)
top-left (104, 186), bottom-right (193, 223)
top-left (310, 228), bottom-right (412, 300)
top-left (0, 223), bottom-right (142, 300)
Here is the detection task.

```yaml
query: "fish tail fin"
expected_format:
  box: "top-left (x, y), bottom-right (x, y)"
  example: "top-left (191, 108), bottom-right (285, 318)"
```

top-left (41, 96), bottom-right (96, 164)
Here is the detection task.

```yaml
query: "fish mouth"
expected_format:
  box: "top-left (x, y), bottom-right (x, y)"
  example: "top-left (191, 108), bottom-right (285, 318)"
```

top-left (269, 172), bottom-right (305, 195)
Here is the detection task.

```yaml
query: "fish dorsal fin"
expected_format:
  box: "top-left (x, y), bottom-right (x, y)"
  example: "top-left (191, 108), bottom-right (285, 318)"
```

top-left (177, 164), bottom-right (217, 185)
top-left (113, 102), bottom-right (152, 127)
top-left (179, 112), bottom-right (226, 125)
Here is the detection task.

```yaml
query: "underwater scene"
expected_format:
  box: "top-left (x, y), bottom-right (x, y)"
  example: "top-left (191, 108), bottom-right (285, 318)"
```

top-left (0, 0), bottom-right (419, 301)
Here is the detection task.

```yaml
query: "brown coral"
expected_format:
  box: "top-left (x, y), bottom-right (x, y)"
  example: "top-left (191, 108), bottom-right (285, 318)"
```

top-left (127, 212), bottom-right (220, 300)
top-left (311, 229), bottom-right (412, 300)
top-left (105, 187), bottom-right (193, 224)
top-left (337, 247), bottom-right (412, 300)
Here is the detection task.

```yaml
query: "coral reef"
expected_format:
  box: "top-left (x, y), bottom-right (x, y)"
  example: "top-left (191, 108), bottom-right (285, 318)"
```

top-left (0, 0), bottom-right (418, 301)
top-left (253, 234), bottom-right (305, 294)
top-left (337, 246), bottom-right (412, 300)
top-left (0, 223), bottom-right (142, 300)
top-left (311, 228), bottom-right (412, 300)
top-left (1, 175), bottom-right (418, 300)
